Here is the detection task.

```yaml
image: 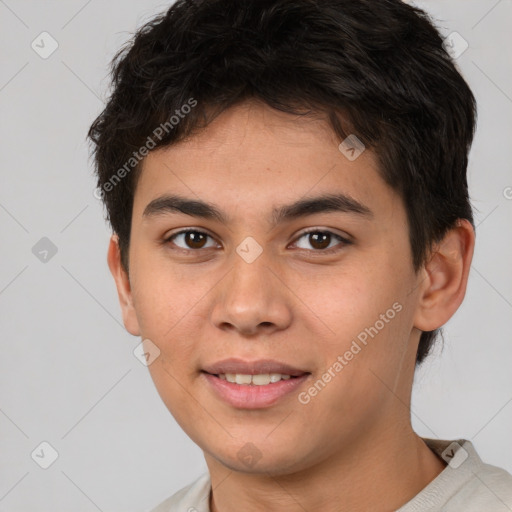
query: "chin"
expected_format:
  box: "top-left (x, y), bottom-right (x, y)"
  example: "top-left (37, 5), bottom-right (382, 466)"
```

top-left (206, 438), bottom-right (313, 476)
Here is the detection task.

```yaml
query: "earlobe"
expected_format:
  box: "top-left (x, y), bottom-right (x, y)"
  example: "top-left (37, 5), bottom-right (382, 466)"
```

top-left (107, 234), bottom-right (141, 336)
top-left (413, 219), bottom-right (475, 332)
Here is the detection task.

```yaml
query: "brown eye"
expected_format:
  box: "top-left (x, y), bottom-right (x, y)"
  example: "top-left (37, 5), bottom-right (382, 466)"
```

top-left (292, 230), bottom-right (351, 253)
top-left (308, 232), bottom-right (331, 250)
top-left (184, 231), bottom-right (207, 249)
top-left (165, 230), bottom-right (217, 250)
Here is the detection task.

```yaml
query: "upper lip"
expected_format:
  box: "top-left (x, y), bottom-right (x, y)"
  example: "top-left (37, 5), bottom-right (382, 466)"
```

top-left (202, 358), bottom-right (309, 376)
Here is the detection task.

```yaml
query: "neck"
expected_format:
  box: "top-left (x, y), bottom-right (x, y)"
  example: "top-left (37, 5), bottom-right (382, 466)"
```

top-left (206, 425), bottom-right (446, 512)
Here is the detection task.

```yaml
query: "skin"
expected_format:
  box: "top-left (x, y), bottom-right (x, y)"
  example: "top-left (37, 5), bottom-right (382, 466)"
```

top-left (108, 99), bottom-right (475, 512)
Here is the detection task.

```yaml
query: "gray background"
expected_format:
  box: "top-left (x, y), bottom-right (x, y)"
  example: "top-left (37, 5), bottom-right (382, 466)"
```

top-left (0, 0), bottom-right (511, 510)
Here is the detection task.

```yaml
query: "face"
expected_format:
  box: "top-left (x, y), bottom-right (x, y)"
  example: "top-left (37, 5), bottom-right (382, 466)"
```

top-left (114, 100), bottom-right (426, 475)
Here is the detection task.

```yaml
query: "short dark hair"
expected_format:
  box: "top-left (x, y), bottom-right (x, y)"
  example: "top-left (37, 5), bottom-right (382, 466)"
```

top-left (87, 0), bottom-right (477, 366)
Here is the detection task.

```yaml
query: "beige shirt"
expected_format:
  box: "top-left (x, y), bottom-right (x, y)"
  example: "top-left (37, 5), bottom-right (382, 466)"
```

top-left (150, 439), bottom-right (512, 511)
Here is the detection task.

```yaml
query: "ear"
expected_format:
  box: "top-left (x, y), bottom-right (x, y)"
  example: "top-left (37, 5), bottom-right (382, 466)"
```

top-left (413, 219), bottom-right (475, 332)
top-left (107, 234), bottom-right (141, 336)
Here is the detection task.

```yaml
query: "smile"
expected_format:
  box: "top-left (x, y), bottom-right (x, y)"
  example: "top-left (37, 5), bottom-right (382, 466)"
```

top-left (201, 372), bottom-right (311, 409)
top-left (217, 373), bottom-right (293, 385)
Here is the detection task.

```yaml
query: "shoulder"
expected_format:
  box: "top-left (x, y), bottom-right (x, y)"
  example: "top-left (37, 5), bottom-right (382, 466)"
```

top-left (148, 472), bottom-right (211, 512)
top-left (399, 439), bottom-right (512, 512)
top-left (458, 456), bottom-right (512, 509)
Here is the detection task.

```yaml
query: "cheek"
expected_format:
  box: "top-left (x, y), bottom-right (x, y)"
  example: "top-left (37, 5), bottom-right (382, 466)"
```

top-left (301, 257), bottom-right (414, 386)
top-left (129, 248), bottom-right (200, 338)
top-left (129, 249), bottom-right (209, 373)
top-left (147, 356), bottom-right (209, 446)
top-left (292, 260), bottom-right (401, 343)
top-left (295, 304), bottom-right (411, 444)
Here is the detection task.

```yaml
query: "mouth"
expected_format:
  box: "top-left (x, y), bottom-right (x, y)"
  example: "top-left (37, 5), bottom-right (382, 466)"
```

top-left (202, 357), bottom-right (309, 377)
top-left (205, 372), bottom-right (300, 385)
top-left (201, 358), bottom-right (311, 409)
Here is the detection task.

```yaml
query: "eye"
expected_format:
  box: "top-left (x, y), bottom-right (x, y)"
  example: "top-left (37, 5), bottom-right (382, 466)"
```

top-left (164, 229), bottom-right (219, 251)
top-left (290, 229), bottom-right (352, 254)
top-left (164, 228), bottom-right (352, 254)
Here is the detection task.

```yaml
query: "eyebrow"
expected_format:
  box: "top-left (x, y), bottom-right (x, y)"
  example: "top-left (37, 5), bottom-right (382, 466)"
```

top-left (142, 192), bottom-right (373, 227)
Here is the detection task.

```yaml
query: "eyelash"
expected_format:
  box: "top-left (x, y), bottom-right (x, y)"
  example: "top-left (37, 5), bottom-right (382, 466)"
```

top-left (163, 228), bottom-right (352, 255)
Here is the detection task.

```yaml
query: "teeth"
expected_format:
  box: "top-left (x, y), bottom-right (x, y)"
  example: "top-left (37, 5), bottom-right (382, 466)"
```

top-left (235, 374), bottom-right (252, 385)
top-left (270, 373), bottom-right (292, 382)
top-left (218, 373), bottom-right (294, 385)
top-left (252, 374), bottom-right (271, 385)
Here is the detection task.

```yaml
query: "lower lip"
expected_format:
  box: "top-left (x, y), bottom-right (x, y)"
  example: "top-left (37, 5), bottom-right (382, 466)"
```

top-left (202, 372), bottom-right (310, 409)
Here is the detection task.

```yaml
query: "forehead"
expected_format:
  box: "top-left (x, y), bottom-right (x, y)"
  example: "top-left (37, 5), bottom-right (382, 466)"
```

top-left (132, 101), bottom-right (401, 226)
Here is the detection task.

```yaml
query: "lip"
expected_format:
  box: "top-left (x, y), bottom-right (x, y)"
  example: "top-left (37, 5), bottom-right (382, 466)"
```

top-left (201, 358), bottom-right (309, 376)
top-left (202, 372), bottom-right (310, 409)
top-left (201, 358), bottom-right (311, 409)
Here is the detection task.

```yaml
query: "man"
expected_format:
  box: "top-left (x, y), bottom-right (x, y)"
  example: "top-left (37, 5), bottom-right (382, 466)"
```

top-left (88, 0), bottom-right (512, 510)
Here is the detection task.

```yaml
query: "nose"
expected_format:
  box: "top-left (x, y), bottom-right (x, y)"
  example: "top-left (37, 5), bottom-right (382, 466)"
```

top-left (210, 250), bottom-right (293, 337)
